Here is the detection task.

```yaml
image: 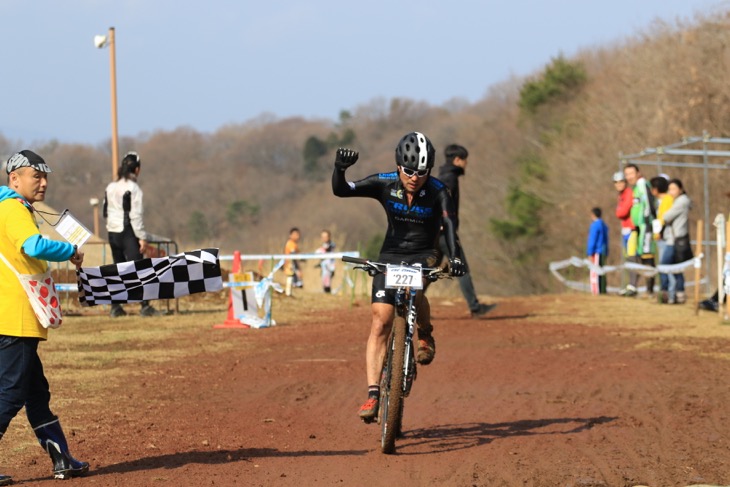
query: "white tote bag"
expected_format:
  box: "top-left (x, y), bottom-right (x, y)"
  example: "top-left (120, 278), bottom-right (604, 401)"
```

top-left (0, 251), bottom-right (62, 329)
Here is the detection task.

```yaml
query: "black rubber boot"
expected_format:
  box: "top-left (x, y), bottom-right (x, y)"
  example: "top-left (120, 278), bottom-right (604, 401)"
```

top-left (0, 432), bottom-right (12, 485)
top-left (34, 419), bottom-right (89, 480)
top-left (110, 303), bottom-right (127, 317)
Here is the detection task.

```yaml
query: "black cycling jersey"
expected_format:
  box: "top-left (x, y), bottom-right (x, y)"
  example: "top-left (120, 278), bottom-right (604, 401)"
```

top-left (332, 168), bottom-right (463, 262)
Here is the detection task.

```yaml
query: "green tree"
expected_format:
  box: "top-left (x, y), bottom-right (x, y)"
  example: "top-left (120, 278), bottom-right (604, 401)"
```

top-left (362, 232), bottom-right (384, 260)
top-left (519, 55), bottom-right (587, 114)
top-left (490, 184), bottom-right (544, 241)
top-left (303, 136), bottom-right (328, 176)
top-left (338, 110), bottom-right (352, 125)
top-left (188, 211), bottom-right (209, 244)
top-left (490, 150), bottom-right (547, 270)
top-left (226, 200), bottom-right (260, 226)
top-left (339, 128), bottom-right (356, 147)
top-left (302, 128), bottom-right (358, 179)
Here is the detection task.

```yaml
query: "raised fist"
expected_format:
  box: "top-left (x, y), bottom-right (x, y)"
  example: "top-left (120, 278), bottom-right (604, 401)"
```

top-left (335, 148), bottom-right (359, 170)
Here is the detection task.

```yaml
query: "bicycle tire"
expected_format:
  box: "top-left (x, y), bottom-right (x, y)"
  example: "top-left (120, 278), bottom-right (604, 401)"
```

top-left (381, 314), bottom-right (407, 454)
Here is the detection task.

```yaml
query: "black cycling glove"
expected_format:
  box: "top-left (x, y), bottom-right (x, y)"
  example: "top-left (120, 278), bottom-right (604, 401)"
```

top-left (449, 257), bottom-right (467, 277)
top-left (335, 148), bottom-right (359, 170)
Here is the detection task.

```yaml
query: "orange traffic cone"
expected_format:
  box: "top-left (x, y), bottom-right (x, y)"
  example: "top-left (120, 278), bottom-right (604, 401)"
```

top-left (213, 251), bottom-right (250, 329)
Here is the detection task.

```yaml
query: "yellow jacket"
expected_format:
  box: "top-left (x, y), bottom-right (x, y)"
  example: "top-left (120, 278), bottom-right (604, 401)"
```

top-left (0, 198), bottom-right (49, 339)
top-left (654, 194), bottom-right (674, 240)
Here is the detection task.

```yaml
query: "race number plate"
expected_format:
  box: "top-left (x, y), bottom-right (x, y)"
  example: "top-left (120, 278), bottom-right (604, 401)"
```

top-left (385, 265), bottom-right (423, 289)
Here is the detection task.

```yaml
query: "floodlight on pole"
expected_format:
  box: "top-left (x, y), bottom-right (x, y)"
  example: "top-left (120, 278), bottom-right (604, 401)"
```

top-left (94, 27), bottom-right (119, 182)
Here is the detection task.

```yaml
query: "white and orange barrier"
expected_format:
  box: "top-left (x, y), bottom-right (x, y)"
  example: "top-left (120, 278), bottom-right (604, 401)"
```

top-left (214, 251), bottom-right (284, 329)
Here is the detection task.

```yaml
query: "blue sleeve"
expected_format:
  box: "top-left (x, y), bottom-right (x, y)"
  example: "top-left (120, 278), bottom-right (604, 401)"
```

top-left (587, 222), bottom-right (598, 256)
top-left (22, 234), bottom-right (75, 262)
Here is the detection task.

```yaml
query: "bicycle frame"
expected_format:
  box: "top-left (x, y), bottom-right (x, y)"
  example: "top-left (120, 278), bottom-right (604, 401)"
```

top-left (343, 256), bottom-right (447, 454)
top-left (396, 284), bottom-right (418, 398)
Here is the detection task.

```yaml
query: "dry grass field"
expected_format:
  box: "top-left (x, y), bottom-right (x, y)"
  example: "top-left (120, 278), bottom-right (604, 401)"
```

top-left (3, 287), bottom-right (730, 486)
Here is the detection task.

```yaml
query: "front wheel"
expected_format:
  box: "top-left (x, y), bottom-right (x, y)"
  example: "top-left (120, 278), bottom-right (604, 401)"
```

top-left (381, 315), bottom-right (406, 454)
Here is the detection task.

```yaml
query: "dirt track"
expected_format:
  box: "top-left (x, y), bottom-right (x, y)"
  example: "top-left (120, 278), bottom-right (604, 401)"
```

top-left (3, 293), bottom-right (730, 486)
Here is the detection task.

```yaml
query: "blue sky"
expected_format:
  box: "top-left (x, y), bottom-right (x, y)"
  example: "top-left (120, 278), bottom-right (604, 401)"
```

top-left (0, 0), bottom-right (724, 144)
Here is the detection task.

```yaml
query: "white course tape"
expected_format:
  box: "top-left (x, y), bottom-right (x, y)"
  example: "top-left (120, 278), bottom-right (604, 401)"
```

top-left (549, 254), bottom-right (706, 293)
top-left (55, 283), bottom-right (79, 292)
top-left (220, 251), bottom-right (360, 261)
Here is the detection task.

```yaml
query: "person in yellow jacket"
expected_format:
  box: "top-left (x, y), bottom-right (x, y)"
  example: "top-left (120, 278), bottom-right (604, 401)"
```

top-left (650, 176), bottom-right (674, 303)
top-left (0, 150), bottom-right (89, 483)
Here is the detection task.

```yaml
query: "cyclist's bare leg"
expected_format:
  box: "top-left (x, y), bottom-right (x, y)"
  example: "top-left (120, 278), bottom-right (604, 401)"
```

top-left (415, 291), bottom-right (433, 336)
top-left (367, 302), bottom-right (394, 386)
top-left (359, 302), bottom-right (395, 420)
top-left (415, 291), bottom-right (436, 365)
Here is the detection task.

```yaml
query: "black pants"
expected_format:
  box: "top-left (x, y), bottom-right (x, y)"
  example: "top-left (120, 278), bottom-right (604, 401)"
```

top-left (108, 227), bottom-right (149, 307)
top-left (438, 235), bottom-right (481, 311)
top-left (109, 226), bottom-right (143, 264)
top-left (0, 336), bottom-right (55, 433)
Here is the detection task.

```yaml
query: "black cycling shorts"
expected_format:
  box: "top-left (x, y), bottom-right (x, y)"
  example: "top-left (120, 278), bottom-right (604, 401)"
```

top-left (371, 251), bottom-right (441, 305)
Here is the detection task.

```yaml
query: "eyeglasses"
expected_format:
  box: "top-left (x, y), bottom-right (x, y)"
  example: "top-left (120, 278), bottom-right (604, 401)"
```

top-left (400, 166), bottom-right (429, 178)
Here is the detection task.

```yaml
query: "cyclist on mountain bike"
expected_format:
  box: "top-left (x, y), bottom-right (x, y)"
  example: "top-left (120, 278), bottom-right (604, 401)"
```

top-left (332, 131), bottom-right (467, 421)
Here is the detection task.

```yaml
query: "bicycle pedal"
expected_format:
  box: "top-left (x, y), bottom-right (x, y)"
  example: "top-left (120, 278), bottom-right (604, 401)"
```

top-left (361, 416), bottom-right (377, 424)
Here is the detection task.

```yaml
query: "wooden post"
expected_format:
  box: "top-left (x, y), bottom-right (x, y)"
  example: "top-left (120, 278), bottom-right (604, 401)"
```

top-left (92, 203), bottom-right (99, 237)
top-left (694, 220), bottom-right (703, 315)
top-left (108, 27), bottom-right (119, 182)
top-left (719, 218), bottom-right (727, 318)
top-left (725, 221), bottom-right (730, 322)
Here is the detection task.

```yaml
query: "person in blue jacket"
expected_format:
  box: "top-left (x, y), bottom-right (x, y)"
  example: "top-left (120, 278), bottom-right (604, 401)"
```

top-left (587, 207), bottom-right (609, 295)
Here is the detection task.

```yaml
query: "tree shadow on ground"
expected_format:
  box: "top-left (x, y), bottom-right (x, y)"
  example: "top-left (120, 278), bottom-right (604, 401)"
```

top-left (478, 313), bottom-right (531, 321)
top-left (23, 447), bottom-right (368, 480)
top-left (397, 415), bottom-right (617, 455)
top-left (432, 313), bottom-right (532, 321)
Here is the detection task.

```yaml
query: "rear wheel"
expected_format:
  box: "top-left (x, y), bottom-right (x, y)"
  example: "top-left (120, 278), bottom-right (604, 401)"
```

top-left (381, 314), bottom-right (406, 454)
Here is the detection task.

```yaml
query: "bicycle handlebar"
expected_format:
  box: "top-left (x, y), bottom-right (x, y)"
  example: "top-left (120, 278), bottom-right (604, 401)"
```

top-left (342, 256), bottom-right (450, 281)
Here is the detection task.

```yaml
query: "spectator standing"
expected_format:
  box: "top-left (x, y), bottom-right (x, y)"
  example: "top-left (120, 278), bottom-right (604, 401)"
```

top-left (587, 207), bottom-right (609, 295)
top-left (661, 178), bottom-right (693, 304)
top-left (315, 229), bottom-right (336, 293)
top-left (614, 171), bottom-right (636, 289)
top-left (650, 176), bottom-right (674, 303)
top-left (621, 164), bottom-right (656, 297)
top-left (437, 144), bottom-right (496, 317)
top-left (0, 150), bottom-right (89, 483)
top-left (103, 151), bottom-right (161, 317)
top-left (284, 227), bottom-right (303, 295)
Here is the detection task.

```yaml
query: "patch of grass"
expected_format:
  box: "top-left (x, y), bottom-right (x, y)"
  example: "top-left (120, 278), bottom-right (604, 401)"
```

top-left (519, 293), bottom-right (730, 353)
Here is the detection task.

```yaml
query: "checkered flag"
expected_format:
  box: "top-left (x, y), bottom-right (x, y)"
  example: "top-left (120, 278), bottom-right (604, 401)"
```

top-left (77, 248), bottom-right (223, 306)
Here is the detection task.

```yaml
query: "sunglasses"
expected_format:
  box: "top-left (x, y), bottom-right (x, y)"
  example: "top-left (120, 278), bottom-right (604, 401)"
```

top-left (400, 166), bottom-right (429, 178)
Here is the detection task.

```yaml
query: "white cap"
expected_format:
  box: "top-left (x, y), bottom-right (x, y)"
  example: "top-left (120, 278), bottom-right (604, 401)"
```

top-left (612, 171), bottom-right (625, 182)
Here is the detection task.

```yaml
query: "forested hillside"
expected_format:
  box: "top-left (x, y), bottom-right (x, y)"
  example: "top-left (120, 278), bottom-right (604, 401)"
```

top-left (2, 9), bottom-right (729, 296)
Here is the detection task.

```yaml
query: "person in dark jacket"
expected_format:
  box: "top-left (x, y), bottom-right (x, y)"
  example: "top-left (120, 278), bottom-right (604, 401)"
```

top-left (437, 144), bottom-right (496, 317)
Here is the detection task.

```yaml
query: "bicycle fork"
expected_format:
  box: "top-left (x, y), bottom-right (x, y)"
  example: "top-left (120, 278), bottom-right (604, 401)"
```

top-left (401, 291), bottom-right (418, 397)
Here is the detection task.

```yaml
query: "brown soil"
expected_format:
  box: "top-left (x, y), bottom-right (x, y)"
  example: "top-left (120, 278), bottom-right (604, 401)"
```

top-left (3, 292), bottom-right (730, 486)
